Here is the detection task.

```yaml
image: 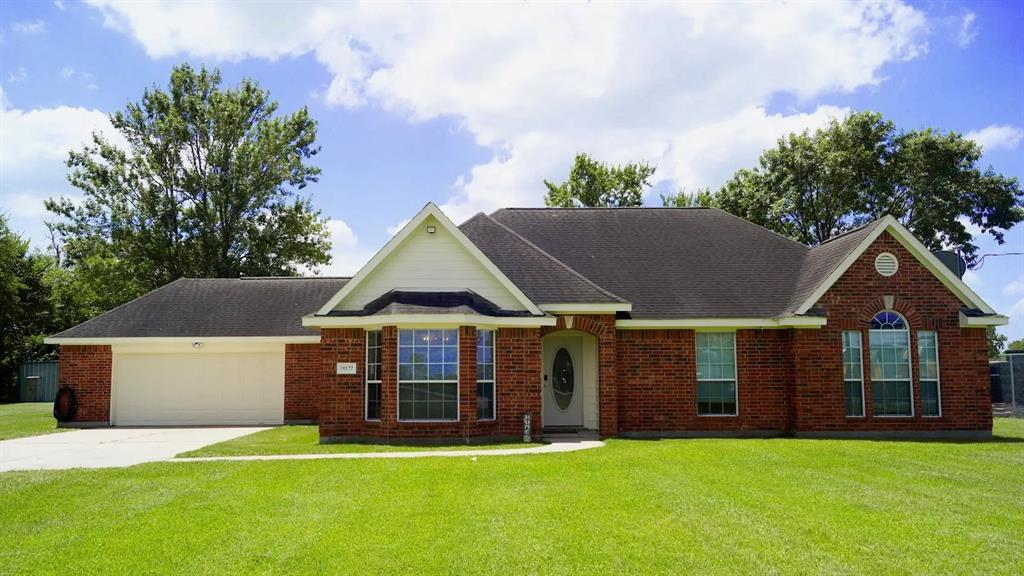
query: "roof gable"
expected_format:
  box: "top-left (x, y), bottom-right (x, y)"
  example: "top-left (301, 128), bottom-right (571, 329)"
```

top-left (459, 213), bottom-right (627, 307)
top-left (790, 215), bottom-right (998, 316)
top-left (317, 203), bottom-right (542, 316)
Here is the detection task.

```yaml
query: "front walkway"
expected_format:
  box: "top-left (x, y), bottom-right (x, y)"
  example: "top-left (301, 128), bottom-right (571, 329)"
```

top-left (0, 427), bottom-right (269, 472)
top-left (173, 434), bottom-right (605, 463)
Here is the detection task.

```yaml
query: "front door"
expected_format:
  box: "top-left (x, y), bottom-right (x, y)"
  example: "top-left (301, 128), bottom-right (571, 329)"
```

top-left (543, 334), bottom-right (584, 427)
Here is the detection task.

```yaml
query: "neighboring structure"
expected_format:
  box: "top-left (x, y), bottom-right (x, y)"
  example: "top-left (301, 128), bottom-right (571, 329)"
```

top-left (46, 203), bottom-right (1008, 441)
top-left (17, 361), bottom-right (59, 402)
top-left (991, 351), bottom-right (1023, 417)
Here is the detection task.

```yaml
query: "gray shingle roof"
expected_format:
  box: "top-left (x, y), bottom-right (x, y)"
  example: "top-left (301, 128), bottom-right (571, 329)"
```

top-left (459, 213), bottom-right (625, 305)
top-left (52, 277), bottom-right (349, 338)
top-left (785, 219), bottom-right (886, 314)
top-left (489, 208), bottom-right (822, 318)
top-left (325, 290), bottom-right (535, 317)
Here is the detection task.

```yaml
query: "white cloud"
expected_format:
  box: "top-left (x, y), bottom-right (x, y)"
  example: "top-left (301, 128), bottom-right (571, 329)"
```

top-left (957, 12), bottom-right (978, 47)
top-left (315, 218), bottom-right (376, 277)
top-left (11, 20), bottom-right (46, 35)
top-left (59, 67), bottom-right (99, 90)
top-left (54, 0), bottom-right (66, 10)
top-left (0, 90), bottom-right (122, 245)
top-left (386, 218), bottom-right (410, 237)
top-left (966, 124), bottom-right (1024, 152)
top-left (60, 66), bottom-right (75, 79)
top-left (1004, 276), bottom-right (1024, 297)
top-left (962, 269), bottom-right (985, 291)
top-left (85, 0), bottom-right (929, 221)
top-left (8, 67), bottom-right (27, 83)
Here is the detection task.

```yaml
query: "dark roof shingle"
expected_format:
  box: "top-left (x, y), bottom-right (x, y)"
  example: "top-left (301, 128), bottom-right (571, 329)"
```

top-left (52, 277), bottom-right (349, 338)
top-left (489, 208), bottom-right (813, 318)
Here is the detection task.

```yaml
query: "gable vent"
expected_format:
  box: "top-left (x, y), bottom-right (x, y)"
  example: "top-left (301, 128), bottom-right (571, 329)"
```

top-left (874, 252), bottom-right (899, 277)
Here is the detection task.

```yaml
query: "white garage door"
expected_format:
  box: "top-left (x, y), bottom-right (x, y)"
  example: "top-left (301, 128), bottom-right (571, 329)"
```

top-left (113, 348), bottom-right (285, 426)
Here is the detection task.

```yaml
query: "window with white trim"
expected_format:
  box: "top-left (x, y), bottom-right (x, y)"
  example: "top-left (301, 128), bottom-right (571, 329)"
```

top-left (476, 329), bottom-right (495, 420)
top-left (398, 329), bottom-right (459, 421)
top-left (696, 332), bottom-right (737, 416)
top-left (365, 330), bottom-right (382, 420)
top-left (869, 311), bottom-right (913, 416)
top-left (842, 331), bottom-right (865, 417)
top-left (918, 331), bottom-right (941, 417)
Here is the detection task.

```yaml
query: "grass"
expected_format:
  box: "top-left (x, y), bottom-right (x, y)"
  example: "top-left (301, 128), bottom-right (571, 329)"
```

top-left (177, 425), bottom-right (541, 457)
top-left (2, 419), bottom-right (1023, 575)
top-left (0, 403), bottom-right (60, 441)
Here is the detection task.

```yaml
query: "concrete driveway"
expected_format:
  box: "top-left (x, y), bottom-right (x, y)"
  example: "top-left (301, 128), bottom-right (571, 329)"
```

top-left (0, 427), bottom-right (267, 473)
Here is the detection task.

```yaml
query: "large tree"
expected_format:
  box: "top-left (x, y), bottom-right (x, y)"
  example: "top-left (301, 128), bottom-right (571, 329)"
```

top-left (46, 64), bottom-right (331, 295)
top-left (0, 216), bottom-right (53, 401)
top-left (711, 111), bottom-right (1023, 265)
top-left (545, 153), bottom-right (656, 208)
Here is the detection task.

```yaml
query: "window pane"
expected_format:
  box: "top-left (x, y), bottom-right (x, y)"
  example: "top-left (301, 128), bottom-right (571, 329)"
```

top-left (844, 380), bottom-right (864, 417)
top-left (398, 328), bottom-right (459, 421)
top-left (872, 381), bottom-right (912, 416)
top-left (697, 381), bottom-right (736, 416)
top-left (366, 382), bottom-right (381, 420)
top-left (921, 380), bottom-right (940, 416)
top-left (477, 381), bottom-right (495, 419)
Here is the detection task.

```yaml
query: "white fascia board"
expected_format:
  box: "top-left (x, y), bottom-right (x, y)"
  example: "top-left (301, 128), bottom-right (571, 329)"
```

top-left (615, 316), bottom-right (827, 330)
top-left (539, 303), bottom-right (632, 313)
top-left (43, 335), bottom-right (321, 345)
top-left (315, 203), bottom-right (542, 316)
top-left (795, 216), bottom-right (996, 315)
top-left (958, 312), bottom-right (1010, 327)
top-left (303, 314), bottom-right (557, 329)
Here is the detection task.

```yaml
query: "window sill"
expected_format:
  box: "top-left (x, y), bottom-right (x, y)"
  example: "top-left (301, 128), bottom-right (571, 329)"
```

top-left (872, 415), bottom-right (915, 418)
top-left (697, 414), bottom-right (739, 418)
top-left (397, 419), bottom-right (460, 424)
top-left (476, 417), bottom-right (497, 422)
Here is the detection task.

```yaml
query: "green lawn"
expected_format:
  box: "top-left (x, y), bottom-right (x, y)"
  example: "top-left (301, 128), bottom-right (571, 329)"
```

top-left (177, 425), bottom-right (541, 457)
top-left (2, 420), bottom-right (1023, 575)
top-left (0, 403), bottom-right (59, 441)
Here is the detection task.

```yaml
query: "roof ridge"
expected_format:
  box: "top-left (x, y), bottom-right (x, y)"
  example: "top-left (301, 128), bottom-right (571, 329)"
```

top-left (479, 213), bottom-right (628, 303)
top-left (705, 207), bottom-right (811, 251)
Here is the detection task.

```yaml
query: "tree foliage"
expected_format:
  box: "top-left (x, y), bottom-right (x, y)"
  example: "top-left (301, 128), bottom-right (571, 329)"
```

top-left (0, 217), bottom-right (53, 401)
top-left (544, 154), bottom-right (655, 208)
top-left (1007, 338), bottom-right (1024, 353)
top-left (661, 187), bottom-right (713, 208)
top-left (46, 64), bottom-right (331, 295)
top-left (711, 111), bottom-right (1023, 265)
top-left (988, 327), bottom-right (1008, 359)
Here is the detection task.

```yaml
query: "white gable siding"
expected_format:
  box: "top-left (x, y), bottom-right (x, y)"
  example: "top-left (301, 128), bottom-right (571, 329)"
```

top-left (335, 215), bottom-right (527, 311)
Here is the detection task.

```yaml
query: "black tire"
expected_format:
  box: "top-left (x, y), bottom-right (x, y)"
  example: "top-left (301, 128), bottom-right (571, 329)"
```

top-left (54, 387), bottom-right (78, 423)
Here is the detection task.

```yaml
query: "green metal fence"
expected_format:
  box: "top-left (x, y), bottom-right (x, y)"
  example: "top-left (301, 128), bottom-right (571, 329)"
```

top-left (18, 361), bottom-right (59, 402)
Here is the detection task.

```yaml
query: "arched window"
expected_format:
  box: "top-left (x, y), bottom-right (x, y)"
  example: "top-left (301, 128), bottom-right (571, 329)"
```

top-left (869, 311), bottom-right (913, 416)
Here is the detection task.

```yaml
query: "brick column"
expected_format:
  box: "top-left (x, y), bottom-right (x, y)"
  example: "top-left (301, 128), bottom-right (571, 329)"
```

top-left (319, 328), bottom-right (365, 441)
top-left (380, 325), bottom-right (398, 438)
top-left (58, 345), bottom-right (112, 424)
top-left (459, 325), bottom-right (478, 435)
top-left (595, 316), bottom-right (619, 436)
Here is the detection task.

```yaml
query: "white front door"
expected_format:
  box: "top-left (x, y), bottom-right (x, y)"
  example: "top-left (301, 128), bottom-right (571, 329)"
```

top-left (542, 333), bottom-right (584, 427)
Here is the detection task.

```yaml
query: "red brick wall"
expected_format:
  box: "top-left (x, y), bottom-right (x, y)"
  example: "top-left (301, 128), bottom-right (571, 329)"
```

top-left (58, 345), bottom-right (111, 423)
top-left (616, 329), bottom-right (790, 433)
top-left (318, 326), bottom-right (542, 441)
top-left (792, 231), bottom-right (991, 433)
top-left (284, 343), bottom-right (321, 422)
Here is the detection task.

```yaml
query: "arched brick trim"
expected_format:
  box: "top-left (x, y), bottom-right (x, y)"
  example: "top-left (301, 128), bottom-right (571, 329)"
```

top-left (540, 314), bottom-right (610, 338)
top-left (856, 297), bottom-right (923, 329)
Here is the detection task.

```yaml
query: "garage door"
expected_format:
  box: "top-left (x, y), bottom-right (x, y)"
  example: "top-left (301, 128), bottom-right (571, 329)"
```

top-left (113, 348), bottom-right (285, 426)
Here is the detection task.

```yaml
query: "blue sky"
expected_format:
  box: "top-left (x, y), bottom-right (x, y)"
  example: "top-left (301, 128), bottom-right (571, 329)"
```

top-left (1, 1), bottom-right (1022, 339)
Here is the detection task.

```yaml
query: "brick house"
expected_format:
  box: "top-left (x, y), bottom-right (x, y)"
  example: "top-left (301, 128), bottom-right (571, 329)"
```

top-left (46, 203), bottom-right (1007, 441)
